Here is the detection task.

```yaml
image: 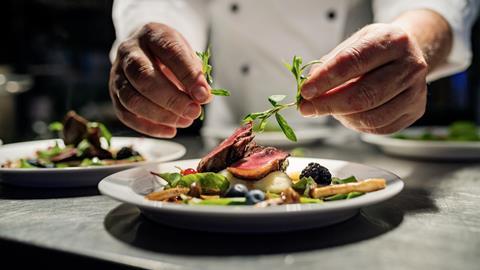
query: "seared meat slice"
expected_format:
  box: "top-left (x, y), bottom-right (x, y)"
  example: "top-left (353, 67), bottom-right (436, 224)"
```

top-left (227, 147), bottom-right (290, 180)
top-left (197, 122), bottom-right (253, 172)
top-left (62, 111), bottom-right (88, 146)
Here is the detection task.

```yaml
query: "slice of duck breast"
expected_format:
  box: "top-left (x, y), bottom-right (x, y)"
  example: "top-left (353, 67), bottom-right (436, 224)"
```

top-left (197, 122), bottom-right (254, 172)
top-left (227, 147), bottom-right (290, 180)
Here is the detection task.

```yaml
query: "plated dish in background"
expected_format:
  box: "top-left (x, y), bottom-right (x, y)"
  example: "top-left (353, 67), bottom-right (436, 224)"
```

top-left (0, 112), bottom-right (186, 187)
top-left (99, 122), bottom-right (403, 232)
top-left (361, 121), bottom-right (480, 160)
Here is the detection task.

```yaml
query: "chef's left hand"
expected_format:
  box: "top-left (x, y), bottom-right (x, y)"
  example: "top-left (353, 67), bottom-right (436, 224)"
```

top-left (299, 23), bottom-right (428, 134)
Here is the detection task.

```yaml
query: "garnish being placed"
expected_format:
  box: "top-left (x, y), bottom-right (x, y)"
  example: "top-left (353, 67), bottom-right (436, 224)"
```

top-left (142, 123), bottom-right (387, 207)
top-left (196, 47), bottom-right (231, 120)
top-left (242, 56), bottom-right (322, 141)
top-left (1, 111), bottom-right (144, 169)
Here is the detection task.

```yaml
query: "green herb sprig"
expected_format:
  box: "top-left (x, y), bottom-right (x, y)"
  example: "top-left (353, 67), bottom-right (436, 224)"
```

top-left (196, 47), bottom-right (231, 120)
top-left (242, 56), bottom-right (321, 141)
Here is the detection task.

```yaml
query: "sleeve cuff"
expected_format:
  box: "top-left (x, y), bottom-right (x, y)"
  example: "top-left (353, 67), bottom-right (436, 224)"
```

top-left (373, 0), bottom-right (478, 81)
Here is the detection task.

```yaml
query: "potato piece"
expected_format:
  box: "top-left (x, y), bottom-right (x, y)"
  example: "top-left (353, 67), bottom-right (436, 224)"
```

top-left (254, 171), bottom-right (292, 193)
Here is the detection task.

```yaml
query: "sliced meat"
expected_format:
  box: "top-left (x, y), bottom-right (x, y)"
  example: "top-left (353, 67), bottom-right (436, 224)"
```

top-left (197, 122), bottom-right (254, 172)
top-left (227, 147), bottom-right (290, 180)
top-left (62, 111), bottom-right (88, 146)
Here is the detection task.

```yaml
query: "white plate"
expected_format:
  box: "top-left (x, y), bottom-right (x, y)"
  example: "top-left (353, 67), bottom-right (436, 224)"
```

top-left (361, 127), bottom-right (480, 160)
top-left (98, 157), bottom-right (403, 232)
top-left (0, 137), bottom-right (186, 188)
top-left (201, 126), bottom-right (332, 147)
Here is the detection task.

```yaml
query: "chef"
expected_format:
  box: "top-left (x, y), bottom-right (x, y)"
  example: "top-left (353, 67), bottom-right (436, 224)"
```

top-left (109, 0), bottom-right (478, 138)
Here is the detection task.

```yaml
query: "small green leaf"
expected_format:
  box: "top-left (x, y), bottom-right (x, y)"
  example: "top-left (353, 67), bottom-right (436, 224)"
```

top-left (98, 123), bottom-right (112, 146)
top-left (331, 176), bottom-right (358, 185)
top-left (268, 95), bottom-right (286, 106)
top-left (347, 192), bottom-right (365, 199)
top-left (210, 89), bottom-right (231, 96)
top-left (199, 107), bottom-right (205, 121)
top-left (256, 117), bottom-right (269, 133)
top-left (275, 113), bottom-right (297, 141)
top-left (242, 112), bottom-right (264, 123)
top-left (324, 194), bottom-right (348, 201)
top-left (48, 122), bottom-right (63, 132)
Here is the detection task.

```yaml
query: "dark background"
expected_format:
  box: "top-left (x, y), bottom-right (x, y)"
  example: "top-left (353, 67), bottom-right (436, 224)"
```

top-left (0, 0), bottom-right (479, 143)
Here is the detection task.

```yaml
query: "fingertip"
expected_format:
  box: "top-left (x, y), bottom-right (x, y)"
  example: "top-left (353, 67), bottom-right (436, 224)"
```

top-left (190, 84), bottom-right (211, 104)
top-left (301, 83), bottom-right (318, 100)
top-left (299, 100), bottom-right (316, 117)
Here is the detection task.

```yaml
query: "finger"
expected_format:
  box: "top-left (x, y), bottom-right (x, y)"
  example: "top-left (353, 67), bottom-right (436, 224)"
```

top-left (138, 23), bottom-right (211, 103)
top-left (110, 87), bottom-right (178, 138)
top-left (115, 73), bottom-right (193, 128)
top-left (299, 57), bottom-right (426, 116)
top-left (302, 26), bottom-right (410, 99)
top-left (116, 40), bottom-right (202, 119)
top-left (334, 85), bottom-right (425, 130)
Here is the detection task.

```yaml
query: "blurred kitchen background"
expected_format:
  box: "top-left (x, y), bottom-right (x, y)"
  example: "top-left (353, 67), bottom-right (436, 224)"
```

top-left (0, 0), bottom-right (479, 143)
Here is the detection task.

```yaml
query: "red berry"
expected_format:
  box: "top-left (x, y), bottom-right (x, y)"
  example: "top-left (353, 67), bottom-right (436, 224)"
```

top-left (182, 168), bottom-right (197, 175)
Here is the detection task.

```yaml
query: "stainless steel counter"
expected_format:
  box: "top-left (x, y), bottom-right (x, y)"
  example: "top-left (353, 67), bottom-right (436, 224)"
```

top-left (1, 132), bottom-right (479, 270)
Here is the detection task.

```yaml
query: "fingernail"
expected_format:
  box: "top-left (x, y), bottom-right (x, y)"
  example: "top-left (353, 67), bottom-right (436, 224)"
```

top-left (301, 84), bottom-right (317, 100)
top-left (192, 86), bottom-right (209, 103)
top-left (300, 101), bottom-right (316, 117)
top-left (183, 103), bottom-right (200, 119)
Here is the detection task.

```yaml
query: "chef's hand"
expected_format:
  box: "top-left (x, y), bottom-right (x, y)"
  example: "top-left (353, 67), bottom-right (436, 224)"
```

top-left (299, 10), bottom-right (452, 134)
top-left (109, 23), bottom-right (211, 138)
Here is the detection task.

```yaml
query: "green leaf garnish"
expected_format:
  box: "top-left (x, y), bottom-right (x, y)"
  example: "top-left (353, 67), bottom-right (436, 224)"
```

top-left (48, 122), bottom-right (63, 132)
top-left (275, 113), bottom-right (297, 142)
top-left (210, 88), bottom-right (231, 96)
top-left (242, 55), bottom-right (321, 141)
top-left (268, 95), bottom-right (286, 106)
top-left (196, 47), bottom-right (231, 121)
top-left (331, 176), bottom-right (358, 185)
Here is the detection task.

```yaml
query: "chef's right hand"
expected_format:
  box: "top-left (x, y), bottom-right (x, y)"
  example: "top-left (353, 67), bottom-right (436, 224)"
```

top-left (109, 23), bottom-right (211, 138)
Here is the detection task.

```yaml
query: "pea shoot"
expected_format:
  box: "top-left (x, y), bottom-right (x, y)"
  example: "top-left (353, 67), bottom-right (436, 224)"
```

top-left (196, 48), bottom-right (231, 120)
top-left (242, 56), bottom-right (322, 141)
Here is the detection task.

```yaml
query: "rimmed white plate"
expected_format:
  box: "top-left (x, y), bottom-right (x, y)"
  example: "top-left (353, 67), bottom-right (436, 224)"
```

top-left (361, 127), bottom-right (480, 160)
top-left (201, 126), bottom-right (332, 147)
top-left (0, 137), bottom-right (186, 188)
top-left (99, 157), bottom-right (403, 232)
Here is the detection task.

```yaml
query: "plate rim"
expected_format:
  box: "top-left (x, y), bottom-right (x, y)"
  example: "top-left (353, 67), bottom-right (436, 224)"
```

top-left (98, 157), bottom-right (404, 215)
top-left (361, 127), bottom-right (480, 148)
top-left (0, 137), bottom-right (186, 173)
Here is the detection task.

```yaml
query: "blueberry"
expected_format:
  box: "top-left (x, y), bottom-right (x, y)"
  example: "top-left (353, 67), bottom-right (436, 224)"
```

top-left (225, 183), bottom-right (248, 197)
top-left (245, 189), bottom-right (266, 205)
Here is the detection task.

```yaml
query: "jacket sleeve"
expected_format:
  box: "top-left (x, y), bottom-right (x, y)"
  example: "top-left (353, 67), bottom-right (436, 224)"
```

top-left (373, 0), bottom-right (479, 81)
top-left (110, 0), bottom-right (209, 62)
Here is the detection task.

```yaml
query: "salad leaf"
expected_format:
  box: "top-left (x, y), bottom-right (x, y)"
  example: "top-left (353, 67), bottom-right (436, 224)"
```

top-left (48, 121), bottom-right (63, 132)
top-left (299, 197), bottom-right (323, 204)
top-left (324, 191), bottom-right (365, 201)
top-left (180, 172), bottom-right (230, 195)
top-left (80, 157), bottom-right (103, 167)
top-left (20, 159), bottom-right (36, 168)
top-left (37, 142), bottom-right (64, 159)
top-left (88, 122), bottom-right (112, 147)
top-left (346, 192), bottom-right (365, 199)
top-left (154, 172), bottom-right (182, 186)
top-left (292, 176), bottom-right (317, 196)
top-left (331, 176), bottom-right (357, 185)
top-left (194, 197), bottom-right (246, 205)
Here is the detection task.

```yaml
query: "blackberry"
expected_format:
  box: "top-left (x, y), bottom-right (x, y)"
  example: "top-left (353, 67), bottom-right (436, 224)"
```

top-left (300, 162), bottom-right (331, 185)
top-left (116, 147), bottom-right (139, 160)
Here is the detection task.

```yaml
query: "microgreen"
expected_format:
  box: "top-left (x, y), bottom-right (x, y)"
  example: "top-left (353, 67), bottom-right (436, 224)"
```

top-left (196, 47), bottom-right (231, 121)
top-left (242, 56), bottom-right (322, 141)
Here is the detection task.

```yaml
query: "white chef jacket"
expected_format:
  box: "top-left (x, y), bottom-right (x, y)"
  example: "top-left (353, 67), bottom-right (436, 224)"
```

top-left (111, 0), bottom-right (478, 129)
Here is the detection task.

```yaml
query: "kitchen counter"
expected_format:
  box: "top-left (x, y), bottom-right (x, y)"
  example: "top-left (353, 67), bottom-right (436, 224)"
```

top-left (1, 131), bottom-right (479, 270)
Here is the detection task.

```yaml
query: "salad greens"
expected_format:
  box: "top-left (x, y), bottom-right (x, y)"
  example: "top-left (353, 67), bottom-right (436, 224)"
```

top-left (393, 121), bottom-right (479, 141)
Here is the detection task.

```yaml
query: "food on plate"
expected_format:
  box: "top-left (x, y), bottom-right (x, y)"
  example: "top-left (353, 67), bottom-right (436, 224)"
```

top-left (1, 111), bottom-right (144, 169)
top-left (143, 122), bottom-right (386, 207)
top-left (393, 121), bottom-right (479, 141)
